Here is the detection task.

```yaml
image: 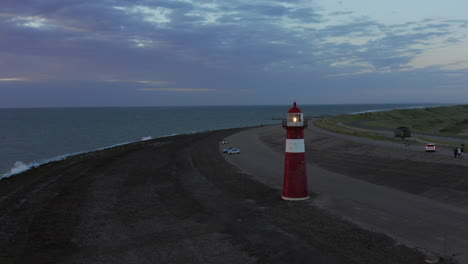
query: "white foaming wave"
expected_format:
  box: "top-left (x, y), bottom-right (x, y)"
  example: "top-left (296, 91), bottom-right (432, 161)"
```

top-left (8, 161), bottom-right (30, 175)
top-left (1, 152), bottom-right (84, 180)
top-left (1, 126), bottom-right (258, 180)
top-left (0, 139), bottom-right (141, 179)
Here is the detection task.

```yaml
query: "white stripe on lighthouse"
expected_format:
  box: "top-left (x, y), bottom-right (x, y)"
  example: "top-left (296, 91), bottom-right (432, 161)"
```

top-left (285, 139), bottom-right (305, 153)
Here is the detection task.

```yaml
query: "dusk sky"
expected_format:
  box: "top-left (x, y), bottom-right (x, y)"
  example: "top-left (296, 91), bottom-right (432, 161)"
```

top-left (1, 0), bottom-right (468, 107)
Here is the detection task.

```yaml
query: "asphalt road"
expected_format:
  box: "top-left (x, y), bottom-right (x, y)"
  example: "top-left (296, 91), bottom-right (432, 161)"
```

top-left (224, 124), bottom-right (468, 263)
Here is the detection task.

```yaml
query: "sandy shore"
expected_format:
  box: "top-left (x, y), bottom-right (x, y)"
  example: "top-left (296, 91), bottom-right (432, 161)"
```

top-left (0, 126), bottom-right (462, 264)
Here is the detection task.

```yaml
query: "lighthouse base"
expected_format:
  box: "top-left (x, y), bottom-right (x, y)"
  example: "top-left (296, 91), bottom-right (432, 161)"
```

top-left (282, 195), bottom-right (309, 201)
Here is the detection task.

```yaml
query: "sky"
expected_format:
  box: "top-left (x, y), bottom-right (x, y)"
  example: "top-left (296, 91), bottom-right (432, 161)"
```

top-left (1, 0), bottom-right (468, 107)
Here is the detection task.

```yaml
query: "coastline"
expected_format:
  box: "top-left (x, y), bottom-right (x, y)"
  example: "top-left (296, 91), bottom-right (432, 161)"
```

top-left (3, 102), bottom-right (459, 179)
top-left (0, 127), bottom-right (263, 180)
top-left (0, 104), bottom-right (440, 177)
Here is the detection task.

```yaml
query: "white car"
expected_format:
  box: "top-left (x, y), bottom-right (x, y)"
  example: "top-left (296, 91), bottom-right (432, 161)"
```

top-left (425, 143), bottom-right (436, 152)
top-left (223, 147), bottom-right (235, 153)
top-left (226, 148), bottom-right (240, 154)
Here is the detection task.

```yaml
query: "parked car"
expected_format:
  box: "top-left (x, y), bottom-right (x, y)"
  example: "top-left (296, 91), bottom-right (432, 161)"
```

top-left (425, 143), bottom-right (436, 152)
top-left (223, 147), bottom-right (235, 153)
top-left (226, 148), bottom-right (240, 154)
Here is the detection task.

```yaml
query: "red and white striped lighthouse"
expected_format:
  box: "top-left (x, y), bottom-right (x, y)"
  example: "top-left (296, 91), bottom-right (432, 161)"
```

top-left (283, 102), bottom-right (309, 201)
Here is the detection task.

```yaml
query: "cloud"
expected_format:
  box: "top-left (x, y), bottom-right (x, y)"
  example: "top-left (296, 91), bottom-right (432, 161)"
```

top-left (104, 80), bottom-right (171, 85)
top-left (327, 70), bottom-right (375, 77)
top-left (238, 4), bottom-right (290, 17)
top-left (412, 23), bottom-right (451, 31)
top-left (2, 0), bottom-right (460, 76)
top-left (438, 84), bottom-right (467, 88)
top-left (138, 88), bottom-right (217, 92)
top-left (329, 11), bottom-right (354, 16)
top-left (318, 18), bottom-right (461, 71)
top-left (113, 6), bottom-right (172, 25)
top-left (0, 78), bottom-right (28, 81)
top-left (321, 20), bottom-right (383, 37)
top-left (1, 0), bottom-right (468, 106)
top-left (10, 16), bottom-right (48, 28)
top-left (446, 37), bottom-right (461, 44)
top-left (288, 8), bottom-right (322, 23)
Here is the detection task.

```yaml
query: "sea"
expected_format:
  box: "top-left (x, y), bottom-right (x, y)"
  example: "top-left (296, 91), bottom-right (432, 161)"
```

top-left (0, 103), bottom-right (443, 178)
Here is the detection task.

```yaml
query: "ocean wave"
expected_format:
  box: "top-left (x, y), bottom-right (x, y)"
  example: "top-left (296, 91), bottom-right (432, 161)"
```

top-left (0, 130), bottom-right (227, 179)
top-left (0, 140), bottom-right (141, 180)
top-left (1, 153), bottom-right (83, 180)
top-left (7, 161), bottom-right (30, 175)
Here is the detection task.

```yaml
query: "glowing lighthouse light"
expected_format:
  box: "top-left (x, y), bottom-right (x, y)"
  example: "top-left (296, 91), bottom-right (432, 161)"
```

top-left (282, 101), bottom-right (309, 201)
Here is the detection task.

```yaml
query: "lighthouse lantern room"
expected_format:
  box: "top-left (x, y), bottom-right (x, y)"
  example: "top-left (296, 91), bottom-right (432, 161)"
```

top-left (287, 111), bottom-right (303, 127)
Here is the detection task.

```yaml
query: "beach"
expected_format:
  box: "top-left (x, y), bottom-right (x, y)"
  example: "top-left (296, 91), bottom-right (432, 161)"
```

top-left (1, 123), bottom-right (466, 263)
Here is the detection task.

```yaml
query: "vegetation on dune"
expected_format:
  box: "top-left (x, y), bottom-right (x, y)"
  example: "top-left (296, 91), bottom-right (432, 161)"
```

top-left (324, 104), bottom-right (468, 135)
top-left (314, 118), bottom-right (420, 145)
top-left (439, 118), bottom-right (468, 133)
top-left (314, 104), bottom-right (468, 149)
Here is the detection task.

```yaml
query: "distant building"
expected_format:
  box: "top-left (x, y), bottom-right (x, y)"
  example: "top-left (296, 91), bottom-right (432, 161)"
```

top-left (394, 127), bottom-right (411, 139)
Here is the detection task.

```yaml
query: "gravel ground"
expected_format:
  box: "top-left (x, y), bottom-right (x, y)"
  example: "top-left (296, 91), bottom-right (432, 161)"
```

top-left (0, 127), bottom-right (455, 264)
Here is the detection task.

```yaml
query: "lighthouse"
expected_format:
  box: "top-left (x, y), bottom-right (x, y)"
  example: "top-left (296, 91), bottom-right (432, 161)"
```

top-left (282, 102), bottom-right (309, 201)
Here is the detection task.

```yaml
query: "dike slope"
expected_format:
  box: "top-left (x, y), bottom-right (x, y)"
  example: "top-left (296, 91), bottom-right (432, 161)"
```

top-left (0, 127), bottom-right (434, 264)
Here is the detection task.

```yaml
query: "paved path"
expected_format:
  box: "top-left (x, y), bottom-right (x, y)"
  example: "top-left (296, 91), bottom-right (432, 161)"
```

top-left (224, 125), bottom-right (468, 263)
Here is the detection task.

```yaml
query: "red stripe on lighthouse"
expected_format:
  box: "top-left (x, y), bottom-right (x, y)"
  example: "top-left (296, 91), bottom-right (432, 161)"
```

top-left (283, 152), bottom-right (308, 200)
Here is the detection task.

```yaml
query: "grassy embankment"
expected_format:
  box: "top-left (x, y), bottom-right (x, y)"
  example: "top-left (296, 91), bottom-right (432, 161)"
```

top-left (315, 104), bottom-right (468, 146)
